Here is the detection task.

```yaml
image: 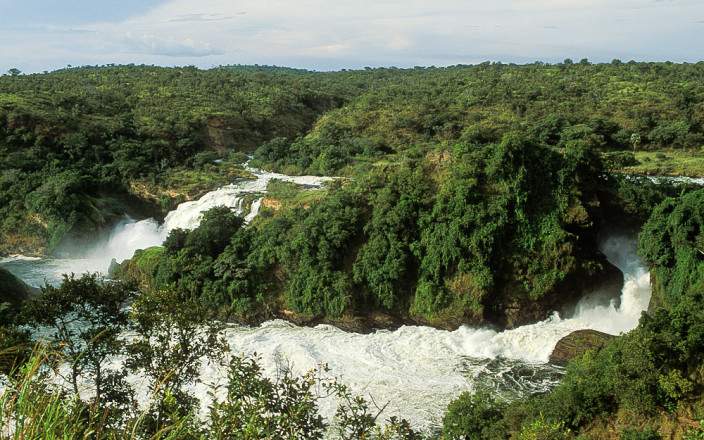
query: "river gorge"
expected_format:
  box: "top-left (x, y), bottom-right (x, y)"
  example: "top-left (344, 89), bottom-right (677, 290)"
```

top-left (0, 166), bottom-right (660, 432)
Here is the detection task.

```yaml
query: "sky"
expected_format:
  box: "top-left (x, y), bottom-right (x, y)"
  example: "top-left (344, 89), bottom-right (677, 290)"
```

top-left (1, 0), bottom-right (703, 73)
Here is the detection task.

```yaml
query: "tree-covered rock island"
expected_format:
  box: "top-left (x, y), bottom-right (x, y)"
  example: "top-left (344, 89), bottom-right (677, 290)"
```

top-left (2, 62), bottom-right (704, 438)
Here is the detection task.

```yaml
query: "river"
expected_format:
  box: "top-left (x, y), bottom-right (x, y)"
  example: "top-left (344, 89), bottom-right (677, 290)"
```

top-left (0, 166), bottom-right (653, 432)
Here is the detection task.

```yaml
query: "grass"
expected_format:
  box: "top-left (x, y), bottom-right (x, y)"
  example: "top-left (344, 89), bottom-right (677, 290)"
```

top-left (129, 160), bottom-right (256, 212)
top-left (264, 180), bottom-right (329, 210)
top-left (619, 149), bottom-right (704, 177)
top-left (0, 349), bottom-right (195, 440)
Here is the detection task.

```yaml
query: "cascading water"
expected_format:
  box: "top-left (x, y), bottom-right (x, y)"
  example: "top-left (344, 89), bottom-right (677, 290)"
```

top-left (1, 166), bottom-right (653, 432)
top-left (160, 165), bottom-right (333, 234)
top-left (0, 165), bottom-right (332, 287)
top-left (178, 233), bottom-right (650, 431)
top-left (42, 234), bottom-right (650, 432)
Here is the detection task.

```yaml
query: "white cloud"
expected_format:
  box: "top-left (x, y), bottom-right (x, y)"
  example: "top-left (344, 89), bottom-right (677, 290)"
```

top-left (2, 0), bottom-right (703, 72)
top-left (167, 13), bottom-right (237, 23)
top-left (121, 32), bottom-right (224, 57)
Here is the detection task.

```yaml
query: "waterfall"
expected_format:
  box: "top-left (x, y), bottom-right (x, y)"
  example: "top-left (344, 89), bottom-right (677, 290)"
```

top-left (4, 165), bottom-right (332, 286)
top-left (1, 165), bottom-right (653, 431)
top-left (175, 233), bottom-right (649, 430)
top-left (108, 166), bottom-right (333, 265)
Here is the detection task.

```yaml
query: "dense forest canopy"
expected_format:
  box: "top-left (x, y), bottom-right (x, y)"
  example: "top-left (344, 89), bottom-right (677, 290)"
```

top-left (123, 134), bottom-right (613, 329)
top-left (1, 62), bottom-right (704, 255)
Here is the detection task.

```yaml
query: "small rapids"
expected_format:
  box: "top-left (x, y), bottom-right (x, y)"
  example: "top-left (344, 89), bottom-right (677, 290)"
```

top-left (638, 174), bottom-right (704, 186)
top-left (0, 165), bottom-right (652, 432)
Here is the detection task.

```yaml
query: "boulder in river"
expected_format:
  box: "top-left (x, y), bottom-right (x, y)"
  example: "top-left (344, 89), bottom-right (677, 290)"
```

top-left (549, 329), bottom-right (615, 365)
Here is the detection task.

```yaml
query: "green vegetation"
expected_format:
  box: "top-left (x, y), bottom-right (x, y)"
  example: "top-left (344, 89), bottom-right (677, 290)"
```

top-left (117, 133), bottom-right (615, 328)
top-left (250, 62), bottom-right (704, 176)
top-left (0, 66), bottom-right (350, 255)
top-left (0, 269), bottom-right (33, 374)
top-left (0, 267), bottom-right (32, 305)
top-left (3, 62), bottom-right (704, 438)
top-left (441, 391), bottom-right (507, 439)
top-left (3, 62), bottom-right (704, 255)
top-left (440, 188), bottom-right (704, 439)
top-left (619, 150), bottom-right (704, 177)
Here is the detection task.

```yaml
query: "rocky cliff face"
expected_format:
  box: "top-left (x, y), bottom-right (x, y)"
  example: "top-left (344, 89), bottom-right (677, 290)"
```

top-left (205, 117), bottom-right (238, 152)
top-left (499, 257), bottom-right (624, 329)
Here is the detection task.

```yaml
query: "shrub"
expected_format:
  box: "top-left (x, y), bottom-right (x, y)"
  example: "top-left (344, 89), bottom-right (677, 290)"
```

top-left (620, 428), bottom-right (661, 440)
top-left (518, 419), bottom-right (571, 440)
top-left (602, 151), bottom-right (639, 169)
top-left (441, 391), bottom-right (507, 440)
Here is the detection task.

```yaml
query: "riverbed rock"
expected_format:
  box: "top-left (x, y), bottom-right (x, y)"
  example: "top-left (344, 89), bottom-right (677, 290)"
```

top-left (549, 329), bottom-right (615, 365)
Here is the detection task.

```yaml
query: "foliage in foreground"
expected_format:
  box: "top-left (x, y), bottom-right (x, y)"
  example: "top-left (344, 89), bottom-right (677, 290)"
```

top-left (0, 351), bottom-right (419, 439)
top-left (0, 274), bottom-right (420, 439)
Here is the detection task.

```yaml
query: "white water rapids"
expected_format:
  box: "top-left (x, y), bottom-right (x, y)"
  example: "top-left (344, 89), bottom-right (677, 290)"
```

top-left (186, 234), bottom-right (649, 430)
top-left (0, 165), bottom-right (653, 432)
top-left (1, 165), bottom-right (332, 287)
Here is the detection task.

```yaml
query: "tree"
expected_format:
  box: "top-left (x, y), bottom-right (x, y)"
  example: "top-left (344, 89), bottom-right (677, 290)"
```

top-left (21, 274), bottom-right (135, 409)
top-left (441, 390), bottom-right (507, 439)
top-left (630, 133), bottom-right (642, 153)
top-left (208, 355), bottom-right (326, 439)
top-left (7, 68), bottom-right (21, 76)
top-left (126, 289), bottom-right (227, 434)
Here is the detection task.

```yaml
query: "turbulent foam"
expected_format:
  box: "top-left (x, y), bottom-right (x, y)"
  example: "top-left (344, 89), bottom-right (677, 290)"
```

top-left (0, 255), bottom-right (41, 263)
top-left (176, 234), bottom-right (648, 431)
top-left (625, 174), bottom-right (704, 186)
top-left (1, 163), bottom-right (652, 431)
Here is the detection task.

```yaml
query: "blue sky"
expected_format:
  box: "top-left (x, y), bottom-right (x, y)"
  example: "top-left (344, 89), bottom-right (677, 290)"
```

top-left (0, 0), bottom-right (168, 26)
top-left (1, 0), bottom-right (703, 73)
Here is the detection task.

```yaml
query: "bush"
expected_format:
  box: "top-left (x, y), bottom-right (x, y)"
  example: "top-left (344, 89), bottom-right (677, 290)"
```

top-left (602, 151), bottom-right (639, 169)
top-left (518, 419), bottom-right (571, 440)
top-left (620, 428), bottom-right (661, 440)
top-left (185, 206), bottom-right (244, 258)
top-left (684, 422), bottom-right (704, 440)
top-left (441, 391), bottom-right (507, 439)
top-left (191, 150), bottom-right (220, 169)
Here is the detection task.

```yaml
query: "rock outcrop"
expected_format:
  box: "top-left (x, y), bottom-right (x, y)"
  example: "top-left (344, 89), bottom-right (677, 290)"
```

top-left (501, 259), bottom-right (624, 329)
top-left (549, 329), bottom-right (615, 365)
top-left (0, 267), bottom-right (36, 305)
